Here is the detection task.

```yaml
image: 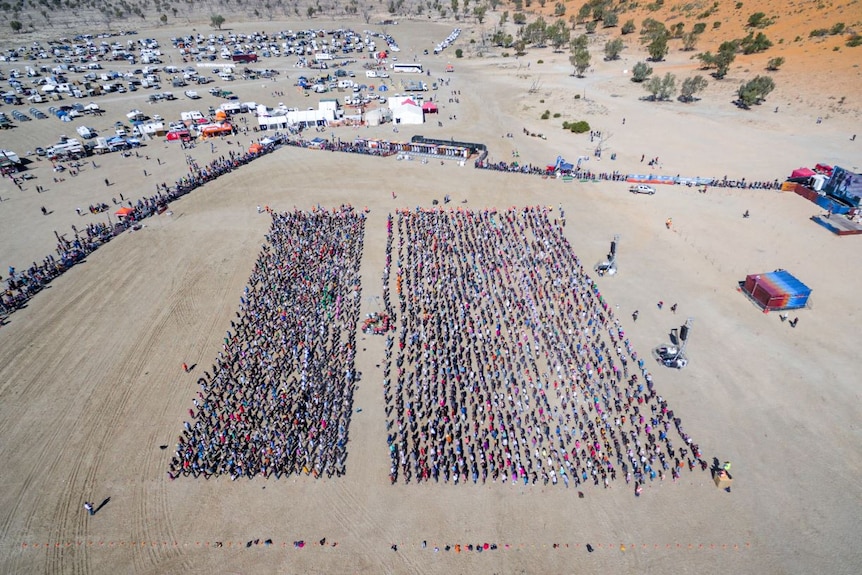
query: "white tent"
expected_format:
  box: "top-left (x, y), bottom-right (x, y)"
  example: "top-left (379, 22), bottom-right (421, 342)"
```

top-left (364, 107), bottom-right (392, 126)
top-left (388, 96), bottom-right (423, 125)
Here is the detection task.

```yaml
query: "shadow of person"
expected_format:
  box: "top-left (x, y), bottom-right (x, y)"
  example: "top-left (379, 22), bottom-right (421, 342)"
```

top-left (94, 497), bottom-right (111, 514)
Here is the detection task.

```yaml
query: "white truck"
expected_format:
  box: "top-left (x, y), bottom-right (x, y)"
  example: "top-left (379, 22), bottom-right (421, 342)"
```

top-left (628, 184), bottom-right (656, 195)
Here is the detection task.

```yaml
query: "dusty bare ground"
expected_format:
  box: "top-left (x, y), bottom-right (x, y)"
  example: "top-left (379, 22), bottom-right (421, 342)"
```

top-left (1, 14), bottom-right (861, 575)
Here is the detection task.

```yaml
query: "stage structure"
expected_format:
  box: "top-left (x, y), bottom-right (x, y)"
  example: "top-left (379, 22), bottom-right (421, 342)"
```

top-left (740, 269), bottom-right (812, 311)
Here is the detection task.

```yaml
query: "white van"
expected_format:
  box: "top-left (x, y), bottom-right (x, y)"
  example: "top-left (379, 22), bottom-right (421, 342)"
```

top-left (219, 72), bottom-right (234, 81)
top-left (365, 70), bottom-right (377, 78)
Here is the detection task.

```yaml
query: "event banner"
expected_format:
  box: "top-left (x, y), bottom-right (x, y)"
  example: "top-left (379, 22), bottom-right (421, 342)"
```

top-left (823, 166), bottom-right (862, 206)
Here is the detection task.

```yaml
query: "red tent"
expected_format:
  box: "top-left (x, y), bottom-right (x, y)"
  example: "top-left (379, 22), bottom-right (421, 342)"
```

top-left (791, 167), bottom-right (815, 178)
top-left (421, 101), bottom-right (438, 113)
top-left (814, 163), bottom-right (833, 176)
top-left (167, 130), bottom-right (190, 141)
top-left (115, 207), bottom-right (134, 218)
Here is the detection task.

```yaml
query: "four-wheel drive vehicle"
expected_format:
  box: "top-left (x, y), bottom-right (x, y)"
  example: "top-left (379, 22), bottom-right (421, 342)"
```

top-left (629, 184), bottom-right (656, 195)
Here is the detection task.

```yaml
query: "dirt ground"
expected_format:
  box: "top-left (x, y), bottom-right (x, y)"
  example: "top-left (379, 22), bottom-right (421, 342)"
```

top-left (1, 15), bottom-right (861, 575)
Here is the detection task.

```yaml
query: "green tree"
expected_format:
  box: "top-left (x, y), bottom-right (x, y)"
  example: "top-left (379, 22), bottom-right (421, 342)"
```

top-left (521, 16), bottom-right (548, 46)
top-left (473, 6), bottom-right (486, 24)
top-left (699, 40), bottom-right (739, 78)
top-left (645, 72), bottom-right (677, 101)
top-left (548, 19), bottom-right (571, 52)
top-left (737, 75), bottom-right (775, 107)
top-left (10, 20), bottom-right (23, 33)
top-left (569, 35), bottom-right (590, 77)
top-left (603, 11), bottom-right (619, 28)
top-left (513, 12), bottom-right (526, 25)
top-left (621, 19), bottom-right (636, 35)
top-left (766, 56), bottom-right (785, 71)
top-left (554, 2), bottom-right (566, 17)
top-left (631, 61), bottom-right (653, 82)
top-left (646, 32), bottom-right (669, 61)
top-left (604, 38), bottom-right (625, 60)
top-left (513, 38), bottom-right (527, 55)
top-left (210, 14), bottom-right (225, 29)
top-left (570, 34), bottom-right (588, 51)
top-left (681, 32), bottom-right (700, 51)
top-left (585, 21), bottom-right (597, 34)
top-left (740, 32), bottom-right (772, 54)
top-left (455, 48), bottom-right (464, 58)
top-left (591, 3), bottom-right (605, 21)
top-left (714, 40), bottom-right (739, 78)
top-left (679, 75), bottom-right (708, 102)
top-left (159, 14), bottom-right (167, 25)
top-left (576, 3), bottom-right (591, 23)
top-left (640, 18), bottom-right (666, 39)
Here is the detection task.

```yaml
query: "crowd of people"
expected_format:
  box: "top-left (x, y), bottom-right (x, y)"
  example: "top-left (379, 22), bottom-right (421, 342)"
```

top-left (1, 223), bottom-right (114, 315)
top-left (382, 207), bottom-right (706, 493)
top-left (1, 138), bottom-right (283, 322)
top-left (474, 157), bottom-right (781, 190)
top-left (282, 136), bottom-right (398, 157)
top-left (170, 206), bottom-right (365, 480)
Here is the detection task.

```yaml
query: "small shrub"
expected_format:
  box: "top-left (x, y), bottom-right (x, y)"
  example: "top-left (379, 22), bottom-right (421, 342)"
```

top-left (502, 52), bottom-right (510, 57)
top-left (713, 21), bottom-right (721, 29)
top-left (573, 94), bottom-right (581, 99)
top-left (541, 109), bottom-right (551, 119)
top-left (693, 22), bottom-right (707, 34)
top-left (809, 28), bottom-right (828, 38)
top-left (735, 2), bottom-right (743, 8)
top-left (455, 48), bottom-right (463, 58)
top-left (553, 112), bottom-right (561, 118)
top-left (621, 19), bottom-right (636, 35)
top-left (565, 120), bottom-right (590, 133)
top-left (746, 12), bottom-right (773, 28)
top-left (585, 21), bottom-right (597, 34)
top-left (766, 56), bottom-right (785, 71)
top-left (539, 99), bottom-right (545, 103)
top-left (847, 35), bottom-right (862, 47)
top-left (830, 22), bottom-right (845, 35)
top-left (537, 59), bottom-right (544, 64)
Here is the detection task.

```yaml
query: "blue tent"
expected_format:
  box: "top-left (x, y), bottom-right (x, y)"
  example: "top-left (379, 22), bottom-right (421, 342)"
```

top-left (550, 156), bottom-right (573, 172)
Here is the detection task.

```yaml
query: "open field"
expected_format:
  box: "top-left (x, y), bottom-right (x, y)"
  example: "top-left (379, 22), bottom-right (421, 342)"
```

top-left (1, 10), bottom-right (861, 575)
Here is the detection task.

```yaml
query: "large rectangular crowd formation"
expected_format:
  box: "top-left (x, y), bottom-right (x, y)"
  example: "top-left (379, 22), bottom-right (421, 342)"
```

top-left (382, 208), bottom-right (705, 488)
top-left (171, 206), bottom-right (705, 492)
top-left (170, 207), bottom-right (365, 480)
